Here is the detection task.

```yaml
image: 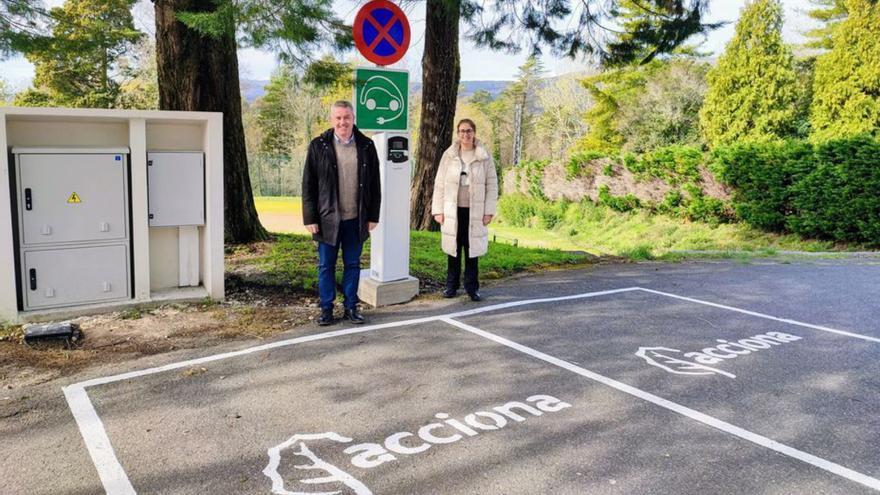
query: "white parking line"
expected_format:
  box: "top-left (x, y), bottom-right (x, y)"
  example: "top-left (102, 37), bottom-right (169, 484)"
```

top-left (441, 317), bottom-right (880, 492)
top-left (62, 286), bottom-right (880, 493)
top-left (63, 385), bottom-right (137, 495)
top-left (638, 287), bottom-right (880, 343)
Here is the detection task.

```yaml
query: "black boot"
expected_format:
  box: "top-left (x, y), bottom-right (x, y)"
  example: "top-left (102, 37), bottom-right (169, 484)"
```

top-left (344, 306), bottom-right (366, 324)
top-left (442, 288), bottom-right (457, 298)
top-left (468, 291), bottom-right (482, 302)
top-left (317, 307), bottom-right (334, 326)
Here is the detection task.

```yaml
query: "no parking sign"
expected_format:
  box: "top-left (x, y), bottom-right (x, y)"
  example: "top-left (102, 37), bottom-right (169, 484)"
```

top-left (353, 0), bottom-right (411, 66)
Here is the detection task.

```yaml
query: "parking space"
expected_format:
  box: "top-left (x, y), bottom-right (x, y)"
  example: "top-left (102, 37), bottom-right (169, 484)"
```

top-left (65, 287), bottom-right (880, 494)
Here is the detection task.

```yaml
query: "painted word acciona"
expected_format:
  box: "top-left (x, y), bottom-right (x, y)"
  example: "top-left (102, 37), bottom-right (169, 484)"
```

top-left (264, 395), bottom-right (571, 495)
top-left (636, 331), bottom-right (803, 378)
top-left (344, 394), bottom-right (570, 468)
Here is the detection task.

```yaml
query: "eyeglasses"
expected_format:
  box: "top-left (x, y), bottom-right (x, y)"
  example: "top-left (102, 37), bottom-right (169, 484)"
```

top-left (458, 129), bottom-right (474, 135)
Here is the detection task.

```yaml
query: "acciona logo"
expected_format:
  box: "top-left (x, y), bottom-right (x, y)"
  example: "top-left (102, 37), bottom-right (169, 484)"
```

top-left (263, 394), bottom-right (572, 495)
top-left (636, 331), bottom-right (803, 378)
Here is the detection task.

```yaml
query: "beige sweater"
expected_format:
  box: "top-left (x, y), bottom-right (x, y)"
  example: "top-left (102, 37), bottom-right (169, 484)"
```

top-left (457, 147), bottom-right (476, 208)
top-left (333, 139), bottom-right (359, 221)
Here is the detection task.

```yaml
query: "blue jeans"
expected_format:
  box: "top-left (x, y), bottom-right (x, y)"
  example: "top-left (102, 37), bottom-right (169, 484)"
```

top-left (317, 218), bottom-right (363, 310)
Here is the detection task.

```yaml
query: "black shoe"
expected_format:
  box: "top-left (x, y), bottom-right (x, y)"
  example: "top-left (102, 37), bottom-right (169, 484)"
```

top-left (468, 292), bottom-right (482, 302)
top-left (442, 289), bottom-right (457, 298)
top-left (343, 307), bottom-right (366, 324)
top-left (317, 308), bottom-right (334, 326)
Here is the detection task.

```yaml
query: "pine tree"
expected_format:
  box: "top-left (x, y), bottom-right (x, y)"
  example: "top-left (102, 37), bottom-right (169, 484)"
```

top-left (579, 63), bottom-right (657, 153)
top-left (606, 0), bottom-right (718, 64)
top-left (809, 0), bottom-right (880, 142)
top-left (508, 56), bottom-right (545, 165)
top-left (0, 0), bottom-right (47, 59)
top-left (699, 0), bottom-right (800, 148)
top-left (803, 0), bottom-right (848, 50)
top-left (15, 0), bottom-right (142, 108)
top-left (469, 90), bottom-right (508, 166)
top-left (256, 65), bottom-right (301, 158)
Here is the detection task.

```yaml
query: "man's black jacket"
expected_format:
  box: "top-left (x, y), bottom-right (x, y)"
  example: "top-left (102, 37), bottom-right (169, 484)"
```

top-left (301, 126), bottom-right (381, 246)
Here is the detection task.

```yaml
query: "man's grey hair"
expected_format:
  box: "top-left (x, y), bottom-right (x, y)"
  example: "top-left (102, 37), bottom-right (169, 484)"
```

top-left (331, 100), bottom-right (354, 112)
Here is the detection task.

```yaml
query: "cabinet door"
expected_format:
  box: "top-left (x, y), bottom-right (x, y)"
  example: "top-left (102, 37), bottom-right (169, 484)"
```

top-left (148, 152), bottom-right (205, 227)
top-left (18, 153), bottom-right (128, 245)
top-left (23, 245), bottom-right (130, 309)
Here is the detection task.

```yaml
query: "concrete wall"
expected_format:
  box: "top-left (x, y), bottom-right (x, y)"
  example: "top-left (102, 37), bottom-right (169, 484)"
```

top-left (0, 107), bottom-right (224, 323)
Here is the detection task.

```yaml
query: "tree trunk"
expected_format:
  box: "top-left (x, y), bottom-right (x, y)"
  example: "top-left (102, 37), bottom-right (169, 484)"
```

top-left (512, 94), bottom-right (524, 166)
top-left (410, 0), bottom-right (460, 231)
top-left (154, 0), bottom-right (267, 244)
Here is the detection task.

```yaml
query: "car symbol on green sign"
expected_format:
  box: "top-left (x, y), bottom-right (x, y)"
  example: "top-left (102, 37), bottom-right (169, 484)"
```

top-left (359, 75), bottom-right (404, 126)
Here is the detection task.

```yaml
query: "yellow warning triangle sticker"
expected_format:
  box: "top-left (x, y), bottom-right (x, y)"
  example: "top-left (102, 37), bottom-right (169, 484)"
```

top-left (67, 192), bottom-right (82, 204)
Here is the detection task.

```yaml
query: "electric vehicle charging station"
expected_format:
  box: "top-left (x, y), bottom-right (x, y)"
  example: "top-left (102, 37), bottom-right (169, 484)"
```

top-left (368, 133), bottom-right (411, 282)
top-left (356, 129), bottom-right (419, 307)
top-left (354, 67), bottom-right (419, 307)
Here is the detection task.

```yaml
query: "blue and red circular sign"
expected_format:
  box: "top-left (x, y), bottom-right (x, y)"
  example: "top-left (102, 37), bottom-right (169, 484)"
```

top-left (353, 0), bottom-right (411, 66)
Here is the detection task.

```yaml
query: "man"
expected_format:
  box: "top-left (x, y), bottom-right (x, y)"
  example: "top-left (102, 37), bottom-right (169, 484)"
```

top-left (302, 101), bottom-right (381, 326)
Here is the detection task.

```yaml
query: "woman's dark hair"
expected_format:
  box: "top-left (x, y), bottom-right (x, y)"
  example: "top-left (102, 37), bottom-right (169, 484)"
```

top-left (457, 118), bottom-right (476, 133)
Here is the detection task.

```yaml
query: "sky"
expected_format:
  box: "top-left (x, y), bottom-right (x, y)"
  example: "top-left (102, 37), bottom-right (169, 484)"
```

top-left (0, 0), bottom-right (818, 90)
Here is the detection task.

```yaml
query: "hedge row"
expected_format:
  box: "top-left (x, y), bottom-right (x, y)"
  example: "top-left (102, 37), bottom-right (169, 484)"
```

top-left (712, 136), bottom-right (880, 244)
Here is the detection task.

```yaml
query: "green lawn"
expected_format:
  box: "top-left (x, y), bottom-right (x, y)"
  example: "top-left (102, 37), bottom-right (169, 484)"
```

top-left (241, 231), bottom-right (589, 292)
top-left (492, 196), bottom-right (845, 260)
top-left (252, 195), bottom-right (843, 272)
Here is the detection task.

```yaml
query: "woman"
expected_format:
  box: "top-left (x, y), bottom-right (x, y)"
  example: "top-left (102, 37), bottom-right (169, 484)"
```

top-left (431, 119), bottom-right (498, 301)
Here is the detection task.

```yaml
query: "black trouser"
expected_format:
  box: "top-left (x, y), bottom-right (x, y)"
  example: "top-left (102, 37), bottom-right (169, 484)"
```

top-left (447, 207), bottom-right (479, 294)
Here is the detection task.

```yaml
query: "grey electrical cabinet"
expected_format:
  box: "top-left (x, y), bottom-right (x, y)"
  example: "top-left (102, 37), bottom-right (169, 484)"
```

top-left (13, 148), bottom-right (132, 311)
top-left (147, 152), bottom-right (205, 227)
top-left (17, 152), bottom-right (128, 245)
top-left (23, 245), bottom-right (130, 309)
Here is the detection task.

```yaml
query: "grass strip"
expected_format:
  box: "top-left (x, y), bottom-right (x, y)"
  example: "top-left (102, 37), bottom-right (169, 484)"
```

top-left (242, 231), bottom-right (591, 292)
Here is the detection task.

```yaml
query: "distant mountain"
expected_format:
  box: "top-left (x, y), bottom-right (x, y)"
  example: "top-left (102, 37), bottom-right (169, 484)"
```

top-left (410, 80), bottom-right (511, 99)
top-left (240, 79), bottom-right (511, 103)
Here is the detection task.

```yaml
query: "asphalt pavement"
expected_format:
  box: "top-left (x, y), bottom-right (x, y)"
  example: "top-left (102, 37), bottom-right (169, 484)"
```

top-left (4, 258), bottom-right (880, 494)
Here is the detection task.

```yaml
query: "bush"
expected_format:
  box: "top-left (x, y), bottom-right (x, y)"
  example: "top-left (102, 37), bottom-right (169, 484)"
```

top-left (711, 140), bottom-right (814, 231)
top-left (681, 184), bottom-right (731, 225)
top-left (497, 193), bottom-right (538, 227)
top-left (517, 159), bottom-right (551, 199)
top-left (788, 137), bottom-right (880, 243)
top-left (657, 190), bottom-right (684, 214)
top-left (598, 185), bottom-right (641, 212)
top-left (622, 152), bottom-right (637, 171)
top-left (623, 145), bottom-right (704, 184)
top-left (536, 200), bottom-right (569, 229)
top-left (714, 136), bottom-right (880, 244)
top-left (618, 244), bottom-right (654, 260)
top-left (566, 150), bottom-right (607, 179)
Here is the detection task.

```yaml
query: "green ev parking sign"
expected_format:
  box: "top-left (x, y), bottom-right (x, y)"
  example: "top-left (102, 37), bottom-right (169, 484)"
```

top-left (355, 67), bottom-right (409, 132)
